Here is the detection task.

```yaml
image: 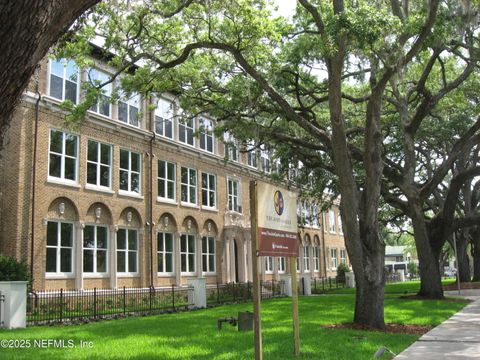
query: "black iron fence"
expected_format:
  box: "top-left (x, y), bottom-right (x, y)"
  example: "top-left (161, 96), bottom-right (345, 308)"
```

top-left (311, 277), bottom-right (346, 294)
top-left (27, 285), bottom-right (192, 325)
top-left (206, 280), bottom-right (285, 305)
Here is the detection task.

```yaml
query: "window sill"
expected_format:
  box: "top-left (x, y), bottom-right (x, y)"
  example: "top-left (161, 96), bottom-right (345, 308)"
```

top-left (118, 190), bottom-right (144, 200)
top-left (157, 273), bottom-right (175, 278)
top-left (201, 206), bottom-right (218, 213)
top-left (45, 274), bottom-right (75, 279)
top-left (202, 272), bottom-right (217, 276)
top-left (85, 184), bottom-right (114, 194)
top-left (180, 272), bottom-right (197, 276)
top-left (265, 272), bottom-right (274, 275)
top-left (83, 274), bottom-right (110, 278)
top-left (180, 202), bottom-right (199, 209)
top-left (47, 177), bottom-right (81, 188)
top-left (179, 141), bottom-right (196, 148)
top-left (329, 231), bottom-right (337, 235)
top-left (117, 273), bottom-right (140, 278)
top-left (157, 198), bottom-right (177, 205)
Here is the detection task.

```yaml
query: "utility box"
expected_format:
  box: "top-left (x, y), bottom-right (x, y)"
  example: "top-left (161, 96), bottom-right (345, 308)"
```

top-left (0, 281), bottom-right (28, 329)
top-left (345, 272), bottom-right (355, 288)
top-left (238, 311), bottom-right (253, 331)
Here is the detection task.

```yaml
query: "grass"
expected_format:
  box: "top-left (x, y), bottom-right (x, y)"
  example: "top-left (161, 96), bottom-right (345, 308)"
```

top-left (0, 292), bottom-right (467, 360)
top-left (317, 279), bottom-right (456, 295)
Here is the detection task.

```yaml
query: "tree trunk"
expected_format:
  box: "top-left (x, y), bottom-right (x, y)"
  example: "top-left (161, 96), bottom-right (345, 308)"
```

top-left (472, 229), bottom-right (480, 281)
top-left (456, 232), bottom-right (471, 282)
top-left (0, 0), bottom-right (100, 150)
top-left (411, 202), bottom-right (444, 298)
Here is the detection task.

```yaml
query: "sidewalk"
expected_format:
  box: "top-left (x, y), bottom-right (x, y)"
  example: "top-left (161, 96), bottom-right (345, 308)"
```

top-left (394, 290), bottom-right (480, 359)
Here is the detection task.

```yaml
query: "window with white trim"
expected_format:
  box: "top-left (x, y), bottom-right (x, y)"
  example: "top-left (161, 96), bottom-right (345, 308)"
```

top-left (201, 172), bottom-right (216, 209)
top-left (120, 150), bottom-right (141, 194)
top-left (278, 257), bottom-right (286, 273)
top-left (340, 249), bottom-right (347, 265)
top-left (246, 141), bottom-right (257, 168)
top-left (296, 256), bottom-right (300, 272)
top-left (202, 236), bottom-right (216, 273)
top-left (49, 59), bottom-right (78, 103)
top-left (46, 221), bottom-right (74, 274)
top-left (311, 204), bottom-right (320, 228)
top-left (49, 129), bottom-right (78, 182)
top-left (179, 118), bottom-right (195, 146)
top-left (118, 92), bottom-right (140, 127)
top-left (329, 209), bottom-right (336, 233)
top-left (158, 232), bottom-right (174, 274)
top-left (228, 178), bottom-right (240, 212)
top-left (180, 234), bottom-right (196, 274)
top-left (181, 167), bottom-right (197, 205)
top-left (338, 215), bottom-right (343, 234)
top-left (302, 201), bottom-right (310, 226)
top-left (260, 149), bottom-right (271, 173)
top-left (158, 160), bottom-right (176, 201)
top-left (117, 228), bottom-right (138, 273)
top-left (199, 118), bottom-right (214, 153)
top-left (265, 257), bottom-right (273, 273)
top-left (87, 140), bottom-right (111, 188)
top-left (313, 247), bottom-right (320, 272)
top-left (224, 132), bottom-right (238, 162)
top-left (155, 98), bottom-right (173, 139)
top-left (88, 68), bottom-right (112, 117)
top-left (303, 246), bottom-right (310, 272)
top-left (331, 248), bottom-right (338, 270)
top-left (83, 225), bottom-right (108, 274)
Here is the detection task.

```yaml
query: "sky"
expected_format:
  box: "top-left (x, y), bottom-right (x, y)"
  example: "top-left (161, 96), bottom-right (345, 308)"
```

top-left (272, 0), bottom-right (297, 18)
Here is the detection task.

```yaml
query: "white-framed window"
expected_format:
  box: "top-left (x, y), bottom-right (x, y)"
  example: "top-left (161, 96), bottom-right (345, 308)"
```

top-left (158, 160), bottom-right (176, 201)
top-left (329, 209), bottom-right (336, 233)
top-left (302, 201), bottom-right (310, 226)
top-left (202, 236), bottom-right (216, 273)
top-left (83, 225), bottom-right (108, 274)
top-left (340, 249), bottom-right (347, 265)
top-left (278, 257), bottom-right (286, 273)
top-left (119, 149), bottom-right (141, 194)
top-left (224, 132), bottom-right (239, 162)
top-left (313, 204), bottom-right (321, 228)
top-left (48, 129), bottom-right (78, 183)
top-left (48, 59), bottom-right (79, 103)
top-left (87, 140), bottom-right (111, 189)
top-left (201, 172), bottom-right (216, 209)
top-left (180, 234), bottom-right (196, 274)
top-left (260, 149), bottom-right (271, 173)
top-left (227, 178), bottom-right (240, 212)
top-left (181, 167), bottom-right (197, 205)
top-left (88, 68), bottom-right (112, 117)
top-left (46, 221), bottom-right (74, 274)
top-left (246, 141), bottom-right (257, 168)
top-left (265, 257), bottom-right (273, 274)
top-left (296, 256), bottom-right (300, 273)
top-left (155, 98), bottom-right (173, 139)
top-left (313, 247), bottom-right (320, 272)
top-left (118, 92), bottom-right (140, 127)
top-left (199, 118), bottom-right (214, 153)
top-left (338, 215), bottom-right (343, 234)
top-left (303, 246), bottom-right (310, 272)
top-left (157, 232), bottom-right (174, 274)
top-left (331, 248), bottom-right (338, 270)
top-left (179, 118), bottom-right (195, 146)
top-left (116, 228), bottom-right (138, 274)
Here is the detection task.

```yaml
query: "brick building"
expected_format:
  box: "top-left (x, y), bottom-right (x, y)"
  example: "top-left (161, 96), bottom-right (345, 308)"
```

top-left (0, 54), bottom-right (348, 290)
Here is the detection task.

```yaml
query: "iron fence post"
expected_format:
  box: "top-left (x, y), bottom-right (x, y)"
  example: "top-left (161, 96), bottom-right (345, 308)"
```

top-left (123, 286), bottom-right (126, 316)
top-left (172, 284), bottom-right (175, 310)
top-left (216, 282), bottom-right (220, 304)
top-left (60, 288), bottom-right (63, 323)
top-left (94, 288), bottom-right (97, 319)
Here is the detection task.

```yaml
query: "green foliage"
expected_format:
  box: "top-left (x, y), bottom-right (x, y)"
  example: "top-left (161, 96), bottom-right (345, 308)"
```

top-left (0, 254), bottom-right (31, 283)
top-left (407, 262), bottom-right (418, 276)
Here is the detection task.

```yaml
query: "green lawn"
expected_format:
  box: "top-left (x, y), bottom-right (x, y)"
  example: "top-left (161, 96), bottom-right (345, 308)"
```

top-left (316, 279), bottom-right (456, 295)
top-left (0, 294), bottom-right (467, 360)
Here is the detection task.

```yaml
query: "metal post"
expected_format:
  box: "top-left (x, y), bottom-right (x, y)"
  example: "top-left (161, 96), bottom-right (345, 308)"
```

top-left (60, 288), bottom-right (63, 323)
top-left (123, 287), bottom-right (126, 315)
top-left (452, 232), bottom-right (461, 295)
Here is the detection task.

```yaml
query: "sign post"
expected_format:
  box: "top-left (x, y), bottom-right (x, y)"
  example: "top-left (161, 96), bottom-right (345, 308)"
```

top-left (250, 180), bottom-right (300, 358)
top-left (250, 181), bottom-right (263, 360)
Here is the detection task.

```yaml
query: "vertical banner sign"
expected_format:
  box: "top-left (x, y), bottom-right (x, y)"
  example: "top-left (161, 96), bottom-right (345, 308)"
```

top-left (256, 182), bottom-right (299, 257)
top-left (250, 181), bottom-right (300, 359)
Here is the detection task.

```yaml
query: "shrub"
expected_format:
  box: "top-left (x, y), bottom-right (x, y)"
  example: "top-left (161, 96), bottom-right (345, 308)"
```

top-left (0, 254), bottom-right (31, 284)
top-left (407, 262), bottom-right (418, 276)
top-left (336, 262), bottom-right (350, 283)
